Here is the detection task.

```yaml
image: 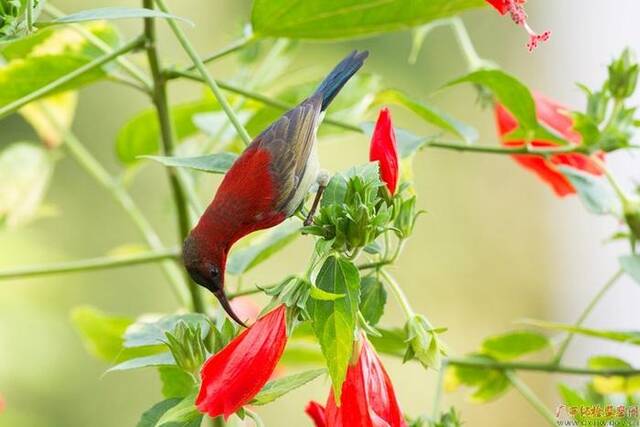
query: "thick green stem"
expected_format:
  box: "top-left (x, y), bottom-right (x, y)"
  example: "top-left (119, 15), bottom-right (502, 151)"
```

top-left (552, 269), bottom-right (624, 365)
top-left (0, 249), bottom-right (179, 280)
top-left (504, 371), bottom-right (557, 426)
top-left (0, 36), bottom-right (145, 119)
top-left (143, 0), bottom-right (204, 314)
top-left (446, 357), bottom-right (640, 376)
top-left (431, 359), bottom-right (448, 420)
top-left (43, 3), bottom-right (153, 89)
top-left (244, 409), bottom-right (265, 427)
top-left (154, 0), bottom-right (252, 146)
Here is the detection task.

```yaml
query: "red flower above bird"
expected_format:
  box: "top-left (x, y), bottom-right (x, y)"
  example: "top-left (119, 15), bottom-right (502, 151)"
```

top-left (306, 333), bottom-right (406, 427)
top-left (370, 108), bottom-right (400, 195)
top-left (196, 304), bottom-right (287, 419)
top-left (495, 92), bottom-right (604, 197)
top-left (485, 0), bottom-right (550, 51)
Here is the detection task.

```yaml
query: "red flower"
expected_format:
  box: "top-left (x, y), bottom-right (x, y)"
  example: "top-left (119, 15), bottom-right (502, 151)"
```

top-left (495, 92), bottom-right (604, 197)
top-left (196, 304), bottom-right (287, 419)
top-left (306, 334), bottom-right (406, 427)
top-left (485, 0), bottom-right (550, 51)
top-left (370, 108), bottom-right (399, 195)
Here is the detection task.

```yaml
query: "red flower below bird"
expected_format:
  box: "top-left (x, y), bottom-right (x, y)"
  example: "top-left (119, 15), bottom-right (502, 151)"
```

top-left (196, 304), bottom-right (287, 419)
top-left (485, 0), bottom-right (550, 51)
top-left (305, 333), bottom-right (406, 427)
top-left (495, 92), bottom-right (604, 197)
top-left (370, 107), bottom-right (399, 195)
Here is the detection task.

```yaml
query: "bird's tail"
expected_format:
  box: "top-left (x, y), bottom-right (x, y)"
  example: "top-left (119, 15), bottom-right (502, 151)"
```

top-left (313, 50), bottom-right (369, 111)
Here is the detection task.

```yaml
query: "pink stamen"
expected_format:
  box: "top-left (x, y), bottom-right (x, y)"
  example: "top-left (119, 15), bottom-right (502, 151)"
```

top-left (523, 21), bottom-right (551, 52)
top-left (505, 0), bottom-right (551, 52)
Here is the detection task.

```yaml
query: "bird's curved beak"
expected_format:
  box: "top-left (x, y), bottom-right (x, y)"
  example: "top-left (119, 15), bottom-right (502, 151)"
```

top-left (213, 288), bottom-right (248, 328)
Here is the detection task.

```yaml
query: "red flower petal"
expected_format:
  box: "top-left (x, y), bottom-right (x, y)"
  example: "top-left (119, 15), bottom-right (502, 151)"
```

top-left (495, 93), bottom-right (604, 197)
top-left (312, 334), bottom-right (406, 427)
top-left (196, 304), bottom-right (287, 419)
top-left (370, 108), bottom-right (399, 195)
top-left (306, 401), bottom-right (328, 427)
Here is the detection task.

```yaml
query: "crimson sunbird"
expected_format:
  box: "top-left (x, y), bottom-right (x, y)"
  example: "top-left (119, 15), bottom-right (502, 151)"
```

top-left (183, 51), bottom-right (369, 326)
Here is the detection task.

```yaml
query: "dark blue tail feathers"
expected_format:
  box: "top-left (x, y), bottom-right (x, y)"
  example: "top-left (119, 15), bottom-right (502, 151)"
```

top-left (314, 50), bottom-right (369, 111)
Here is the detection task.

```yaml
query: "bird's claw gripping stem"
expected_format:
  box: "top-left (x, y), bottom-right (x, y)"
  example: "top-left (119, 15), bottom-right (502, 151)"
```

top-left (304, 172), bottom-right (330, 226)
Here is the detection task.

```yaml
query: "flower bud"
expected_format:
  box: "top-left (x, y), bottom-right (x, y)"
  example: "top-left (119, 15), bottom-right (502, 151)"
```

top-left (164, 321), bottom-right (207, 375)
top-left (404, 315), bottom-right (445, 370)
top-left (394, 195), bottom-right (418, 238)
top-left (608, 49), bottom-right (639, 100)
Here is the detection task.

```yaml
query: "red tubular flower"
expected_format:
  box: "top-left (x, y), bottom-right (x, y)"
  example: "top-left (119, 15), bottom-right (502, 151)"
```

top-left (306, 334), bottom-right (406, 427)
top-left (370, 108), bottom-right (399, 195)
top-left (196, 304), bottom-right (287, 419)
top-left (485, 0), bottom-right (550, 51)
top-left (495, 92), bottom-right (604, 197)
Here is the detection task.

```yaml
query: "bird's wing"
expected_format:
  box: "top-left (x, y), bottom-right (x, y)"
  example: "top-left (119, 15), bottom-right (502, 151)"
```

top-left (255, 94), bottom-right (322, 213)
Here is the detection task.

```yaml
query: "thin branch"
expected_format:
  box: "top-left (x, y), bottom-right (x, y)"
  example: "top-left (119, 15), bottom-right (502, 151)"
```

top-left (0, 36), bottom-right (145, 119)
top-left (185, 34), bottom-right (255, 71)
top-left (0, 249), bottom-right (180, 280)
top-left (552, 269), bottom-right (624, 365)
top-left (154, 0), bottom-right (252, 146)
top-left (446, 357), bottom-right (640, 377)
top-left (228, 287), bottom-right (263, 300)
top-left (143, 0), bottom-right (205, 314)
top-left (505, 371), bottom-right (557, 426)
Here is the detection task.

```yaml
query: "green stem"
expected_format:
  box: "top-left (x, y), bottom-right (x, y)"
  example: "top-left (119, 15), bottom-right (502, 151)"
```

top-left (552, 269), bottom-right (624, 365)
top-left (43, 3), bottom-right (153, 89)
top-left (379, 269), bottom-right (415, 318)
top-left (185, 34), bottom-right (255, 71)
top-left (26, 0), bottom-right (34, 33)
top-left (60, 128), bottom-right (191, 307)
top-left (431, 359), bottom-right (448, 420)
top-left (165, 68), bottom-right (362, 133)
top-left (143, 0), bottom-right (204, 314)
top-left (592, 156), bottom-right (633, 208)
top-left (244, 408), bottom-right (265, 427)
top-left (154, 0), bottom-right (252, 146)
top-left (228, 287), bottom-right (263, 300)
top-left (0, 249), bottom-right (179, 280)
top-left (504, 371), bottom-right (556, 426)
top-left (446, 357), bottom-right (640, 376)
top-left (0, 36), bottom-right (145, 119)
top-left (449, 17), bottom-right (486, 72)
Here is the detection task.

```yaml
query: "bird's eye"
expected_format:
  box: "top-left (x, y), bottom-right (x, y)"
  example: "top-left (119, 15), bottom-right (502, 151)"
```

top-left (209, 266), bottom-right (220, 279)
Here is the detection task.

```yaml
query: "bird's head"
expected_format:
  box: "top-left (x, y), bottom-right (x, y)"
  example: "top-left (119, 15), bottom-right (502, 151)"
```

top-left (182, 234), bottom-right (247, 327)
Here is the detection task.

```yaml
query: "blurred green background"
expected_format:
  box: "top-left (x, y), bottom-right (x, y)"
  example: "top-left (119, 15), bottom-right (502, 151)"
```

top-left (1, 1), bottom-right (640, 426)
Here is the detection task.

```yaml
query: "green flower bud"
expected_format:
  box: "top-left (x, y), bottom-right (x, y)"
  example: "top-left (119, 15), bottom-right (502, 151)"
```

top-left (608, 49), bottom-right (639, 100)
top-left (164, 321), bottom-right (207, 375)
top-left (404, 315), bottom-right (446, 370)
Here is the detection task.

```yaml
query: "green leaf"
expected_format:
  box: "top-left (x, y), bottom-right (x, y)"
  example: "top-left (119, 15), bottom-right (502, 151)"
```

top-left (156, 391), bottom-right (202, 427)
top-left (137, 398), bottom-right (182, 427)
top-left (48, 7), bottom-right (193, 26)
top-left (251, 0), bottom-right (485, 40)
top-left (445, 355), bottom-right (510, 403)
top-left (107, 352), bottom-right (175, 372)
top-left (0, 22), bottom-right (120, 108)
top-left (124, 313), bottom-right (210, 348)
top-left (523, 319), bottom-right (640, 345)
top-left (359, 276), bottom-right (386, 326)
top-left (620, 255), bottom-right (640, 286)
top-left (70, 306), bottom-right (132, 362)
top-left (447, 69), bottom-right (538, 131)
top-left (557, 384), bottom-right (598, 423)
top-left (251, 368), bottom-right (326, 405)
top-left (158, 366), bottom-right (196, 399)
top-left (280, 344), bottom-right (326, 367)
top-left (310, 286), bottom-right (345, 301)
top-left (559, 166), bottom-right (619, 215)
top-left (321, 173), bottom-right (348, 208)
top-left (310, 255), bottom-right (360, 400)
top-left (588, 355), bottom-right (635, 395)
top-left (375, 89), bottom-right (477, 144)
top-left (369, 327), bottom-right (408, 358)
top-left (144, 152), bottom-right (237, 174)
top-left (480, 331), bottom-right (550, 361)
top-left (0, 142), bottom-right (53, 228)
top-left (116, 98), bottom-right (219, 164)
top-left (227, 218), bottom-right (301, 275)
top-left (19, 91), bottom-right (77, 147)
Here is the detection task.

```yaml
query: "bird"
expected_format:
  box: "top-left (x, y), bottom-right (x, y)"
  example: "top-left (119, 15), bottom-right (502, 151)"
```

top-left (183, 50), bottom-right (369, 326)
